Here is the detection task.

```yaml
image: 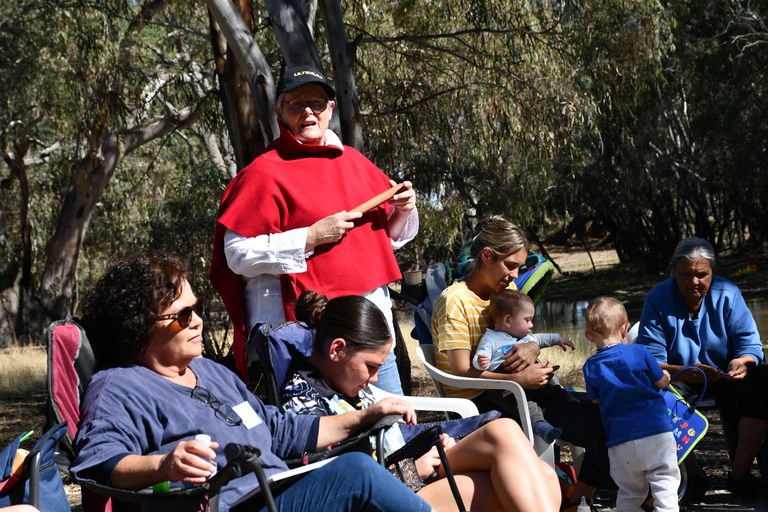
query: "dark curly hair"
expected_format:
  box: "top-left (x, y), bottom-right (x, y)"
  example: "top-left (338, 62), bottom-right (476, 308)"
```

top-left (81, 252), bottom-right (189, 369)
top-left (295, 290), bottom-right (391, 355)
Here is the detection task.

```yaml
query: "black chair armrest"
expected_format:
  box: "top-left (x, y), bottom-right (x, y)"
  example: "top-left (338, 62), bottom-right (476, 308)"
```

top-left (28, 451), bottom-right (42, 509)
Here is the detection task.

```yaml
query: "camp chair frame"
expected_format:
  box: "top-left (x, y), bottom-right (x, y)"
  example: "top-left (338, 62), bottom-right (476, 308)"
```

top-left (1, 422), bottom-right (70, 511)
top-left (46, 317), bottom-right (279, 512)
top-left (247, 321), bottom-right (485, 511)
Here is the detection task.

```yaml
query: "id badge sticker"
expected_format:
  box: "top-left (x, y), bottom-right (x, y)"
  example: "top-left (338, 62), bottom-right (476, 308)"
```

top-left (233, 401), bottom-right (263, 429)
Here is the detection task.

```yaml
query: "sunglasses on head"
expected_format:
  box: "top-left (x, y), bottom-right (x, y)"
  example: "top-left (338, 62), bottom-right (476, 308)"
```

top-left (155, 301), bottom-right (201, 328)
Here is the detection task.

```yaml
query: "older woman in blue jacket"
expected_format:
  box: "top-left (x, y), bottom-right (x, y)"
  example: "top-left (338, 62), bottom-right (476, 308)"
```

top-left (637, 237), bottom-right (767, 497)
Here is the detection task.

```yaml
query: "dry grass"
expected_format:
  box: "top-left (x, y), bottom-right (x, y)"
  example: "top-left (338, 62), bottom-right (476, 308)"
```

top-left (547, 246), bottom-right (621, 274)
top-left (539, 340), bottom-right (592, 390)
top-left (0, 345), bottom-right (49, 460)
top-left (398, 318), bottom-right (441, 399)
top-left (0, 345), bottom-right (47, 394)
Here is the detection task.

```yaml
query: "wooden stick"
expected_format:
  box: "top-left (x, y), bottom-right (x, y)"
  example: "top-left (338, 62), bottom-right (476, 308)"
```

top-left (351, 183), bottom-right (405, 213)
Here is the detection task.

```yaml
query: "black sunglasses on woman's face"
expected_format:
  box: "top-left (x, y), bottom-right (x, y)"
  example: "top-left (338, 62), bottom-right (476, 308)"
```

top-left (155, 302), bottom-right (201, 328)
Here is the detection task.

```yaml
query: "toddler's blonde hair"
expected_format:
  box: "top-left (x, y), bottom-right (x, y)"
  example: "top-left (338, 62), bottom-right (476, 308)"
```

top-left (585, 296), bottom-right (628, 336)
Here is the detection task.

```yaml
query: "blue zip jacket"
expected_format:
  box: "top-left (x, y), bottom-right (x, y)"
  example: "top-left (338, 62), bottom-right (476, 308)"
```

top-left (636, 276), bottom-right (762, 370)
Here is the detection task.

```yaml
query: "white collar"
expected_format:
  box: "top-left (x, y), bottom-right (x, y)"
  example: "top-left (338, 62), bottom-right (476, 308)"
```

top-left (323, 129), bottom-right (344, 150)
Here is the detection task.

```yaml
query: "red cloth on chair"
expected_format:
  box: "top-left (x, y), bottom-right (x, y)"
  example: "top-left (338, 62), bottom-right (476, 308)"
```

top-left (51, 322), bottom-right (83, 442)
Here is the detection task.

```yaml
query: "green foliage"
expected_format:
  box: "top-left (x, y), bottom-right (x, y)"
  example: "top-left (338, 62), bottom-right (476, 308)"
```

top-left (0, 0), bottom-right (228, 347)
top-left (348, 1), bottom-right (632, 259)
top-left (2, 0), bottom-right (767, 347)
top-left (558, 0), bottom-right (768, 267)
top-left (346, 0), bottom-right (766, 270)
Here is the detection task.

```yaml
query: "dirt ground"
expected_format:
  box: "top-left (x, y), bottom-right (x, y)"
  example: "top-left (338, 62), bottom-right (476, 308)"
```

top-left (543, 244), bottom-right (768, 306)
top-left (5, 245), bottom-right (767, 510)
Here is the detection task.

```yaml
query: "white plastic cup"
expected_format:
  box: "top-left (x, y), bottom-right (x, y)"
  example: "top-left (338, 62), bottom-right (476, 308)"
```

top-left (195, 434), bottom-right (218, 475)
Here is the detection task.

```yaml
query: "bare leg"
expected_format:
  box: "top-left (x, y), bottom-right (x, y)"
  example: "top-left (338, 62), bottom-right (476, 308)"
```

top-left (418, 471), bottom-right (505, 512)
top-left (419, 418), bottom-right (560, 512)
top-left (731, 417), bottom-right (768, 479)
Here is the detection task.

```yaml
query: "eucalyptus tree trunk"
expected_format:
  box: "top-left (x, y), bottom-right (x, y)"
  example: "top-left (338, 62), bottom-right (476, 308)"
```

top-left (208, 1), bottom-right (267, 171)
top-left (0, 137), bottom-right (33, 342)
top-left (318, 0), bottom-right (364, 150)
top-left (0, 122), bottom-right (60, 342)
top-left (38, 106), bottom-right (205, 330)
top-left (265, 0), bottom-right (324, 69)
top-left (204, 0), bottom-right (364, 155)
top-left (0, 213), bottom-right (20, 344)
top-left (207, 0), bottom-right (279, 168)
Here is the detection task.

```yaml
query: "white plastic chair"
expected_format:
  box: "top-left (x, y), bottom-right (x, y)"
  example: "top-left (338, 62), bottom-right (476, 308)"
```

top-left (627, 321), bottom-right (640, 343)
top-left (373, 386), bottom-right (480, 419)
top-left (415, 344), bottom-right (555, 465)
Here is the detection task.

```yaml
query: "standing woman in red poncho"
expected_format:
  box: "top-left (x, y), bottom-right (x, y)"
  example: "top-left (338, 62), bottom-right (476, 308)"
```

top-left (210, 65), bottom-right (418, 394)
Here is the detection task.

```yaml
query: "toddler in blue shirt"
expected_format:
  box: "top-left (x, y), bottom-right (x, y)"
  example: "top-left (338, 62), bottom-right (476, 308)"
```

top-left (583, 297), bottom-right (680, 512)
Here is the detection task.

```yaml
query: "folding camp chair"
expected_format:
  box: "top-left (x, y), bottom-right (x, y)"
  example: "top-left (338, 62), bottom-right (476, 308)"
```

top-left (0, 422), bottom-right (69, 511)
top-left (246, 321), bottom-right (479, 420)
top-left (45, 317), bottom-right (280, 512)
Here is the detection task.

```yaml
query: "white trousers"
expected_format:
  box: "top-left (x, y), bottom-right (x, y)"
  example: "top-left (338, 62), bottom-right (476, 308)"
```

top-left (608, 432), bottom-right (680, 512)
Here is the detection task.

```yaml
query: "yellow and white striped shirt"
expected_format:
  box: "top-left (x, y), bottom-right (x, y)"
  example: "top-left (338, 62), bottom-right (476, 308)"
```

top-left (430, 281), bottom-right (494, 399)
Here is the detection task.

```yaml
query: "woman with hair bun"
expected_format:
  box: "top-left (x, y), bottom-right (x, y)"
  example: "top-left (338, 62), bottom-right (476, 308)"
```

top-left (431, 217), bottom-right (614, 508)
top-left (281, 290), bottom-right (561, 512)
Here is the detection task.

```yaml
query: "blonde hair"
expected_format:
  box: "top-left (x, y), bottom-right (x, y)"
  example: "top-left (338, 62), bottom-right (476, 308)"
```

top-left (585, 297), bottom-right (628, 336)
top-left (465, 217), bottom-right (530, 276)
top-left (489, 289), bottom-right (533, 322)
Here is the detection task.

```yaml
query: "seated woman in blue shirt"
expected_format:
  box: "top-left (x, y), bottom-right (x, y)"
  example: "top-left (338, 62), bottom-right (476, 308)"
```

top-left (636, 236), bottom-right (767, 497)
top-left (70, 252), bottom-right (429, 512)
top-left (281, 290), bottom-right (561, 512)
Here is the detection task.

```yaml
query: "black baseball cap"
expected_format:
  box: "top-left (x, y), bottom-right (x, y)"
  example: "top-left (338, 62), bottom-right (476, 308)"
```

top-left (276, 65), bottom-right (336, 99)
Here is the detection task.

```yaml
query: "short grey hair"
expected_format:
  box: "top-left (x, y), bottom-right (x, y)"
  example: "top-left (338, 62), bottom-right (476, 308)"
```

top-left (669, 236), bottom-right (716, 274)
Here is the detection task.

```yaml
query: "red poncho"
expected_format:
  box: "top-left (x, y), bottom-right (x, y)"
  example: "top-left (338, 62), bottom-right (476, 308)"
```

top-left (210, 128), bottom-right (403, 378)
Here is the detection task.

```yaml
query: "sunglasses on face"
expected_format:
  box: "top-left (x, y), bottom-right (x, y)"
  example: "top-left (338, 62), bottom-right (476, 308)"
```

top-left (155, 302), bottom-right (201, 328)
top-left (283, 98), bottom-right (329, 115)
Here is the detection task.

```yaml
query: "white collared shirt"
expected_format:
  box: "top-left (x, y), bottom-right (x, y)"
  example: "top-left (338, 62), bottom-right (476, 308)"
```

top-left (222, 129), bottom-right (419, 333)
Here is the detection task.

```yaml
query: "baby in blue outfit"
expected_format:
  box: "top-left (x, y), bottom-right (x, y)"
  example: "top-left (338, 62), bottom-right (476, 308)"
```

top-left (473, 289), bottom-right (575, 443)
